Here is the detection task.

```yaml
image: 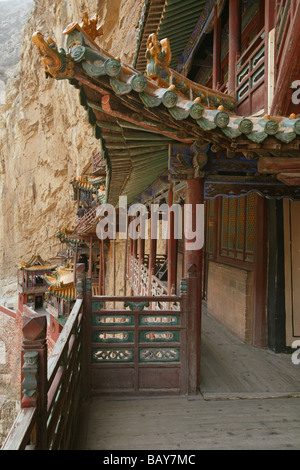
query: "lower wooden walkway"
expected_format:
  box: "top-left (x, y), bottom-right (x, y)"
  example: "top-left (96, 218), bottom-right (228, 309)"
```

top-left (74, 309), bottom-right (300, 450)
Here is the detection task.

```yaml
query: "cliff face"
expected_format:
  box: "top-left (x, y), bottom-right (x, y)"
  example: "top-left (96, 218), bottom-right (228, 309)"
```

top-left (0, 0), bottom-right (33, 103)
top-left (0, 0), bottom-right (141, 306)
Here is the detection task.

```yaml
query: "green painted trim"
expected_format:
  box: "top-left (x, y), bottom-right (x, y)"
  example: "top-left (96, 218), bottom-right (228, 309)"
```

top-left (92, 348), bottom-right (134, 363)
top-left (139, 314), bottom-right (180, 326)
top-left (139, 347), bottom-right (180, 362)
top-left (92, 314), bottom-right (135, 326)
top-left (139, 330), bottom-right (180, 343)
top-left (92, 331), bottom-right (134, 343)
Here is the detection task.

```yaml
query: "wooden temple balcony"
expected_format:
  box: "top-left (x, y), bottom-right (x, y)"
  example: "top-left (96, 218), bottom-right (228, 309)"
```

top-left (18, 284), bottom-right (48, 295)
top-left (2, 261), bottom-right (198, 450)
top-left (92, 151), bottom-right (106, 176)
top-left (74, 207), bottom-right (99, 234)
top-left (127, 255), bottom-right (180, 311)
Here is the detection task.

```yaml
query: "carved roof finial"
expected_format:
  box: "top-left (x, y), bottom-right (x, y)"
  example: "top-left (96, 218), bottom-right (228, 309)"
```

top-left (80, 12), bottom-right (103, 40)
top-left (146, 33), bottom-right (171, 85)
top-left (63, 12), bottom-right (103, 41)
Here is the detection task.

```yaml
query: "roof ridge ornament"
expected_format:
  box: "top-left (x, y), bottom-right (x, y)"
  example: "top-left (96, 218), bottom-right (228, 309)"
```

top-left (32, 32), bottom-right (74, 79)
top-left (63, 12), bottom-right (103, 42)
top-left (146, 33), bottom-right (171, 86)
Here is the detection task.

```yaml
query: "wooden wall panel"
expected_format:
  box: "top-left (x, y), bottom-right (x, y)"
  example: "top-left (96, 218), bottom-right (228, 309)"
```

top-left (283, 200), bottom-right (300, 346)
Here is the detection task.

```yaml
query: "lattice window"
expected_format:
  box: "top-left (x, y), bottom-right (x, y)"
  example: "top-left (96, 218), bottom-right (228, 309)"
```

top-left (219, 194), bottom-right (256, 265)
top-left (205, 194), bottom-right (257, 268)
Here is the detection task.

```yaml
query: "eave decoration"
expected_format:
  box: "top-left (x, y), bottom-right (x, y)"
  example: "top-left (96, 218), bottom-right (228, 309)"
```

top-left (31, 13), bottom-right (300, 201)
top-left (16, 254), bottom-right (57, 272)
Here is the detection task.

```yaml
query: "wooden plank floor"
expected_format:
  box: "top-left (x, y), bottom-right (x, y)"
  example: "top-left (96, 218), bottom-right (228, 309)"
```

top-left (200, 309), bottom-right (300, 399)
top-left (75, 310), bottom-right (300, 450)
top-left (77, 396), bottom-right (300, 450)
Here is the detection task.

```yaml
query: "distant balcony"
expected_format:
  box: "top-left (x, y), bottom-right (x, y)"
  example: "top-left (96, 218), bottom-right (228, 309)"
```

top-left (92, 151), bottom-right (106, 176)
top-left (128, 255), bottom-right (179, 310)
top-left (18, 284), bottom-right (48, 294)
top-left (74, 207), bottom-right (99, 234)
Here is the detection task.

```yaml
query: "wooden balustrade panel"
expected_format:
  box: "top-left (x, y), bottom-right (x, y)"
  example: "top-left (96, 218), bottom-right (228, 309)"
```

top-left (90, 298), bottom-right (186, 396)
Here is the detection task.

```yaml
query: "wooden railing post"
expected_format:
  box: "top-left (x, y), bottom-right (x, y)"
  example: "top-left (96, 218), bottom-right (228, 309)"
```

top-left (77, 262), bottom-right (90, 399)
top-left (21, 314), bottom-right (47, 449)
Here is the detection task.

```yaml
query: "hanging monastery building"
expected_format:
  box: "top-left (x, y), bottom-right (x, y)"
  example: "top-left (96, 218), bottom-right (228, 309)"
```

top-left (1, 0), bottom-right (300, 450)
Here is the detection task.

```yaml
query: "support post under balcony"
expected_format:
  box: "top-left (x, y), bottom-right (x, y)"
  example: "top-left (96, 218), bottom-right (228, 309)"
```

top-left (148, 213), bottom-right (157, 295)
top-left (184, 178), bottom-right (204, 393)
top-left (168, 184), bottom-right (176, 295)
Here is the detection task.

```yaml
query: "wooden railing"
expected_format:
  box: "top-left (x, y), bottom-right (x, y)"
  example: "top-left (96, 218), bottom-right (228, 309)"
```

top-left (90, 294), bottom-right (186, 395)
top-left (2, 299), bottom-right (84, 450)
top-left (75, 207), bottom-right (98, 234)
top-left (128, 255), bottom-right (180, 310)
top-left (0, 304), bottom-right (16, 319)
top-left (92, 151), bottom-right (106, 174)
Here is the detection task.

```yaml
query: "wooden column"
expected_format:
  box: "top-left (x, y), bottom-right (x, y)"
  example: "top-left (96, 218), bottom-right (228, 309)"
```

top-left (101, 240), bottom-right (105, 295)
top-left (213, 4), bottom-right (221, 90)
top-left (138, 233), bottom-right (141, 293)
top-left (124, 234), bottom-right (128, 296)
top-left (148, 213), bottom-right (157, 295)
top-left (184, 179), bottom-right (203, 275)
top-left (228, 0), bottom-right (241, 96)
top-left (253, 195), bottom-right (268, 348)
top-left (73, 251), bottom-right (78, 284)
top-left (267, 199), bottom-right (286, 352)
top-left (77, 262), bottom-right (90, 398)
top-left (168, 185), bottom-right (177, 295)
top-left (98, 242), bottom-right (102, 295)
top-left (184, 178), bottom-right (204, 394)
top-left (113, 239), bottom-right (116, 296)
top-left (88, 235), bottom-right (93, 278)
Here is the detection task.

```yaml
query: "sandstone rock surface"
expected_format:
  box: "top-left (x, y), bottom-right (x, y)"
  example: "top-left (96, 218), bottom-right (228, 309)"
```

top-left (0, 0), bottom-right (141, 307)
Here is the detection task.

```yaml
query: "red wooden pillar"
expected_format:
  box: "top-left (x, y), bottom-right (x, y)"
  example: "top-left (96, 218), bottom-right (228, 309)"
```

top-left (73, 251), bottom-right (78, 284)
top-left (98, 242), bottom-right (102, 295)
top-left (168, 185), bottom-right (177, 295)
top-left (148, 213), bottom-right (157, 295)
top-left (124, 234), bottom-right (128, 297)
top-left (101, 240), bottom-right (105, 295)
top-left (253, 195), bottom-right (268, 348)
top-left (128, 217), bottom-right (134, 295)
top-left (184, 179), bottom-right (203, 275)
top-left (213, 4), bottom-right (221, 90)
top-left (138, 233), bottom-right (145, 293)
top-left (228, 0), bottom-right (241, 96)
top-left (184, 178), bottom-right (204, 394)
top-left (88, 235), bottom-right (93, 278)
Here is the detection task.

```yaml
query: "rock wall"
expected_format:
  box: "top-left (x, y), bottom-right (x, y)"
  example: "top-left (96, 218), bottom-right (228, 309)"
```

top-left (0, 0), bottom-right (33, 103)
top-left (0, 0), bottom-right (142, 307)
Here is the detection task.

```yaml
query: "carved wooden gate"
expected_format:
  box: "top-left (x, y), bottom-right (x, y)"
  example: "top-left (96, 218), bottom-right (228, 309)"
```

top-left (88, 295), bottom-right (186, 395)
